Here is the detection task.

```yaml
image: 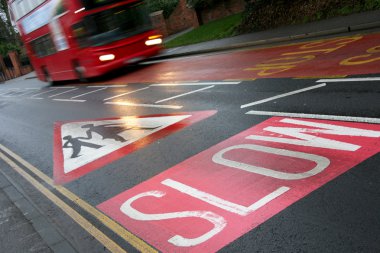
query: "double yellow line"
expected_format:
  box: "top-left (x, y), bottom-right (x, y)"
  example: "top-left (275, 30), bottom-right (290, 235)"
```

top-left (0, 144), bottom-right (157, 253)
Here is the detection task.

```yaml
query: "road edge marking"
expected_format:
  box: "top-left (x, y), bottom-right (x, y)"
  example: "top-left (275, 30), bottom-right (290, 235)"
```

top-left (0, 143), bottom-right (158, 253)
top-left (0, 151), bottom-right (126, 253)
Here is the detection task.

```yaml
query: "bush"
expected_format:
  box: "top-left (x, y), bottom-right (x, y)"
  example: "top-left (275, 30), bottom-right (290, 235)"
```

top-left (146, 0), bottom-right (179, 18)
top-left (0, 43), bottom-right (20, 57)
top-left (238, 0), bottom-right (380, 33)
top-left (186, 0), bottom-right (219, 8)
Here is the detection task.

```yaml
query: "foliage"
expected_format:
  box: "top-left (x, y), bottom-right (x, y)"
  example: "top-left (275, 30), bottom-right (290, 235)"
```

top-left (186, 0), bottom-right (219, 9)
top-left (238, 0), bottom-right (380, 33)
top-left (165, 13), bottom-right (242, 48)
top-left (146, 0), bottom-right (179, 18)
top-left (0, 43), bottom-right (20, 56)
top-left (0, 0), bottom-right (20, 46)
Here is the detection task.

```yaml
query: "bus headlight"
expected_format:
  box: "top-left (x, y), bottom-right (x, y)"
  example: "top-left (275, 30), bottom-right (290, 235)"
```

top-left (145, 35), bottom-right (163, 46)
top-left (99, 54), bottom-right (115, 61)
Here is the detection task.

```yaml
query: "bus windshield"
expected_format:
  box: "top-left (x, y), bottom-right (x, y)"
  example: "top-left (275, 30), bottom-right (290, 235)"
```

top-left (73, 2), bottom-right (152, 47)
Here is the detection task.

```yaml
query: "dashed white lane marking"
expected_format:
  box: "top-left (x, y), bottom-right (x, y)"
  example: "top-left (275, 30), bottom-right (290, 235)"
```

top-left (155, 85), bottom-right (215, 104)
top-left (241, 83), bottom-right (326, 109)
top-left (71, 87), bottom-right (107, 99)
top-left (150, 81), bottom-right (241, 86)
top-left (317, 77), bottom-right (380, 83)
top-left (49, 88), bottom-right (79, 98)
top-left (53, 99), bottom-right (86, 103)
top-left (87, 85), bottom-right (128, 88)
top-left (29, 88), bottom-right (59, 99)
top-left (246, 110), bottom-right (380, 124)
top-left (104, 101), bottom-right (183, 109)
top-left (29, 87), bottom-right (75, 99)
top-left (103, 87), bottom-right (149, 101)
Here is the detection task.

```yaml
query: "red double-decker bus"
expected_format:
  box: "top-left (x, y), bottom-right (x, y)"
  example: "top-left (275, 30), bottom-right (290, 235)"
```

top-left (8, 0), bottom-right (162, 82)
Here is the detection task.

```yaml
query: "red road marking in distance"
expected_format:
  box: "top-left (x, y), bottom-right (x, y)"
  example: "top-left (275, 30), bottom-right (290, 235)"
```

top-left (98, 117), bottom-right (380, 252)
top-left (53, 111), bottom-right (216, 185)
top-left (109, 33), bottom-right (380, 83)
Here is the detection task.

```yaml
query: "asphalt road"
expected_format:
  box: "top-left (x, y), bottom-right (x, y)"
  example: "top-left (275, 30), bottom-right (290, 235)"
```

top-left (0, 33), bottom-right (380, 253)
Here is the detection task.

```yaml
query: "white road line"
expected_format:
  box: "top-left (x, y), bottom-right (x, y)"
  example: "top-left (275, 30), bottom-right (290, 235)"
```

top-left (246, 110), bottom-right (380, 124)
top-left (150, 81), bottom-right (241, 86)
top-left (317, 77), bottom-right (380, 83)
top-left (103, 87), bottom-right (149, 101)
top-left (0, 89), bottom-right (20, 96)
top-left (53, 99), bottom-right (86, 103)
top-left (30, 88), bottom-right (59, 98)
top-left (87, 85), bottom-right (128, 88)
top-left (71, 87), bottom-right (107, 99)
top-left (49, 88), bottom-right (79, 98)
top-left (105, 101), bottom-right (182, 109)
top-left (241, 83), bottom-right (326, 109)
top-left (156, 85), bottom-right (215, 104)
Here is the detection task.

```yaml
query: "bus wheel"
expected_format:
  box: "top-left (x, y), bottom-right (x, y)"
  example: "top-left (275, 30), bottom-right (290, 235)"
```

top-left (74, 62), bottom-right (87, 83)
top-left (43, 67), bottom-right (54, 86)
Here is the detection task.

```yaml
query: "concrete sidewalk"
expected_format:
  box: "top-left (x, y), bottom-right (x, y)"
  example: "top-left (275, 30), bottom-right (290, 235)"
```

top-left (152, 9), bottom-right (380, 60)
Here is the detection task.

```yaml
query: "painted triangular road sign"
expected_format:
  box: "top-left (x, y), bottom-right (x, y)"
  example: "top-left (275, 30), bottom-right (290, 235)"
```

top-left (54, 111), bottom-right (216, 184)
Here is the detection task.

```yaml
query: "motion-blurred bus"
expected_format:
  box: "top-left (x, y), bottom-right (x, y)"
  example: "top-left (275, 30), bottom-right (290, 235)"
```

top-left (8, 0), bottom-right (162, 82)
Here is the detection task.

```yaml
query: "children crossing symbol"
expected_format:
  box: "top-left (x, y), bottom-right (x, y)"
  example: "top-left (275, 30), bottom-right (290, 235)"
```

top-left (53, 111), bottom-right (216, 184)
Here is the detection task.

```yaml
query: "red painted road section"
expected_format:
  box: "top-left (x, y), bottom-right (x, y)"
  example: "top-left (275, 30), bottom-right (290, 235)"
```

top-left (53, 111), bottom-right (216, 185)
top-left (98, 117), bottom-right (380, 253)
top-left (110, 33), bottom-right (380, 83)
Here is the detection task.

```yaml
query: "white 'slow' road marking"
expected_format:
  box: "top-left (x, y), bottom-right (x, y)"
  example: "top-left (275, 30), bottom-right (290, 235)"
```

top-left (246, 110), bottom-right (380, 124)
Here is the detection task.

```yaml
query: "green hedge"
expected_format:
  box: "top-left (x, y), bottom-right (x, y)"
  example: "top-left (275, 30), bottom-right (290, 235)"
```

top-left (146, 0), bottom-right (179, 18)
top-left (0, 43), bottom-right (20, 57)
top-left (239, 0), bottom-right (380, 33)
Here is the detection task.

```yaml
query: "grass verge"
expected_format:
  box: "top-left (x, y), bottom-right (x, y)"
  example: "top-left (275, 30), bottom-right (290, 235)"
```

top-left (164, 13), bottom-right (242, 48)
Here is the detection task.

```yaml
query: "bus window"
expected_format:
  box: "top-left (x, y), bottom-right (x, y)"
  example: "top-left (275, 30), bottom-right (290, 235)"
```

top-left (31, 35), bottom-right (57, 57)
top-left (72, 22), bottom-right (89, 48)
top-left (72, 2), bottom-right (152, 47)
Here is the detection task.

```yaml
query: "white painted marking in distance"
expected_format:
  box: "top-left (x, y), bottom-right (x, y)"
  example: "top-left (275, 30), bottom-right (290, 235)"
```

top-left (246, 110), bottom-right (380, 124)
top-left (87, 85), bottom-right (128, 88)
top-left (0, 90), bottom-right (12, 95)
top-left (0, 89), bottom-right (20, 96)
top-left (167, 47), bottom-right (182, 53)
top-left (30, 88), bottom-right (59, 98)
top-left (317, 77), bottom-right (380, 83)
top-left (17, 88), bottom-right (41, 96)
top-left (155, 85), bottom-right (214, 104)
top-left (49, 88), bottom-right (79, 98)
top-left (70, 87), bottom-right (107, 99)
top-left (105, 102), bottom-right (183, 109)
top-left (103, 87), bottom-right (149, 101)
top-left (162, 179), bottom-right (289, 216)
top-left (241, 83), bottom-right (326, 108)
top-left (150, 82), bottom-right (240, 86)
top-left (53, 99), bottom-right (86, 103)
